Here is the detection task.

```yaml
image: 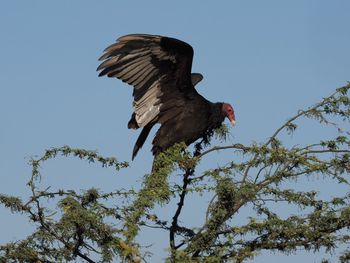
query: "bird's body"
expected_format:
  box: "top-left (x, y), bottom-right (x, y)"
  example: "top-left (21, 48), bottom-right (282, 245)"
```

top-left (152, 97), bottom-right (225, 156)
top-left (97, 34), bottom-right (235, 159)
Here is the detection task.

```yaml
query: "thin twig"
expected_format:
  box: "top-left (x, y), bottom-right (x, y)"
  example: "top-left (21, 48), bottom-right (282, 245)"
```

top-left (197, 144), bottom-right (250, 159)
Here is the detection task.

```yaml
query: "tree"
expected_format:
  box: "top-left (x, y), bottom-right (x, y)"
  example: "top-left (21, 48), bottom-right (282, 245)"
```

top-left (1, 83), bottom-right (350, 263)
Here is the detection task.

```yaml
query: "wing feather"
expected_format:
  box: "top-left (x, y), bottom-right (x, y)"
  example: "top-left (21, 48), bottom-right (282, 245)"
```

top-left (97, 34), bottom-right (195, 128)
top-left (134, 68), bottom-right (159, 90)
top-left (126, 62), bottom-right (153, 84)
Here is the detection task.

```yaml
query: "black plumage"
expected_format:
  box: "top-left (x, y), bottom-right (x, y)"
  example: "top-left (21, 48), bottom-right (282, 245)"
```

top-left (97, 34), bottom-right (235, 160)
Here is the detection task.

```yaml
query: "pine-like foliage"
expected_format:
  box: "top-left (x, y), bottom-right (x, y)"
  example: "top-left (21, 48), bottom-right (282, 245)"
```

top-left (1, 84), bottom-right (350, 262)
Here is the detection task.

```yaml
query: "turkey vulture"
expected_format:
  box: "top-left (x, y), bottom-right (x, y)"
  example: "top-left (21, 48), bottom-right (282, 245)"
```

top-left (97, 34), bottom-right (235, 160)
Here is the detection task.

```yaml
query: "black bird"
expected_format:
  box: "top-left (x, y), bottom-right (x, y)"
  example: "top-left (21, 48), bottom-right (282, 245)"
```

top-left (97, 34), bottom-right (235, 160)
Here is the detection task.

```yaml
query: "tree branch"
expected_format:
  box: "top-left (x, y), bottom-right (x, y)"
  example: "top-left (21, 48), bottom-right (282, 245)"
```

top-left (196, 144), bottom-right (250, 159)
top-left (169, 168), bottom-right (193, 260)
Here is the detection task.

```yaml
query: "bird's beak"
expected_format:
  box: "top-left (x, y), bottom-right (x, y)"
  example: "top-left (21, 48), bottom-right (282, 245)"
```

top-left (228, 116), bottom-right (236, 126)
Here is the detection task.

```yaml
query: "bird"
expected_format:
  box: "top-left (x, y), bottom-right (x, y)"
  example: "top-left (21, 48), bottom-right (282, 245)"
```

top-left (97, 34), bottom-right (235, 160)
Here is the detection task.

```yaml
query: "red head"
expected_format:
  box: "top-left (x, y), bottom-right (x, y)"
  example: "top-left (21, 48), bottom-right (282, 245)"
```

top-left (222, 103), bottom-right (236, 126)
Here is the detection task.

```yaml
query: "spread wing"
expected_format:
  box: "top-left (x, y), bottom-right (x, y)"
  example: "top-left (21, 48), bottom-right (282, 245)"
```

top-left (97, 34), bottom-right (196, 128)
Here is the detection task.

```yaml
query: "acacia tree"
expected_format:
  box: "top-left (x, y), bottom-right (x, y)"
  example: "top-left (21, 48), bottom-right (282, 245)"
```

top-left (1, 84), bottom-right (350, 263)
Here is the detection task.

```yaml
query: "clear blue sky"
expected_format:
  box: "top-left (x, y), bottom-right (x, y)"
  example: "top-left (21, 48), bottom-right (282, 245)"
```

top-left (1, 1), bottom-right (349, 262)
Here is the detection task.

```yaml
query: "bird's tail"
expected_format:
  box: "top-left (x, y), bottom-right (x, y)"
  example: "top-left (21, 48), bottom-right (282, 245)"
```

top-left (132, 124), bottom-right (154, 160)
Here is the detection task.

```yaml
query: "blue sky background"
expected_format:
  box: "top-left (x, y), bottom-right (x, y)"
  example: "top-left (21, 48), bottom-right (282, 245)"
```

top-left (1, 1), bottom-right (349, 262)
